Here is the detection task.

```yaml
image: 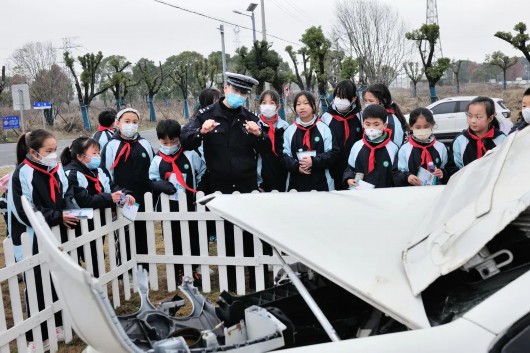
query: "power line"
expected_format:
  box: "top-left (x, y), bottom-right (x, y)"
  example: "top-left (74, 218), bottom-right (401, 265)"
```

top-left (153, 0), bottom-right (300, 46)
top-left (271, 0), bottom-right (309, 26)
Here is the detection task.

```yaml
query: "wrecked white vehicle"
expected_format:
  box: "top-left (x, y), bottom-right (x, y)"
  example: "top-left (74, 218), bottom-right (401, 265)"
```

top-left (23, 127), bottom-right (530, 352)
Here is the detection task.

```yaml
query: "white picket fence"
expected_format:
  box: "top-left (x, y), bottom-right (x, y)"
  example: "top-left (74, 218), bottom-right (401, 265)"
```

top-left (0, 191), bottom-right (295, 353)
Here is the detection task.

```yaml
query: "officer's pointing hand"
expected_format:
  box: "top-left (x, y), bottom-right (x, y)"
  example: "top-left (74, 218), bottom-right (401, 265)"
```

top-left (244, 121), bottom-right (262, 137)
top-left (200, 119), bottom-right (219, 134)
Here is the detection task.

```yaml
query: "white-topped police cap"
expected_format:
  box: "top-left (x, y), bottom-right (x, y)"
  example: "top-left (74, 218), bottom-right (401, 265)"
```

top-left (116, 107), bottom-right (141, 120)
top-left (225, 72), bottom-right (259, 93)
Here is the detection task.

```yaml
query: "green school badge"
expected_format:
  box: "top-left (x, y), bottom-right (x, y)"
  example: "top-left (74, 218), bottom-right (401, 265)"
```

top-left (314, 136), bottom-right (320, 142)
top-left (142, 152), bottom-right (147, 158)
top-left (383, 161), bottom-right (390, 167)
top-left (184, 164), bottom-right (190, 170)
top-left (435, 157), bottom-right (440, 163)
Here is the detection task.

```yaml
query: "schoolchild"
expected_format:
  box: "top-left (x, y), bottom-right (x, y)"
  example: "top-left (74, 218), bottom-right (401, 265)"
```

top-left (92, 109), bottom-right (117, 150)
top-left (282, 90), bottom-right (340, 191)
top-left (61, 137), bottom-right (135, 277)
top-left (321, 80), bottom-right (363, 190)
top-left (449, 96), bottom-right (506, 172)
top-left (7, 129), bottom-right (78, 348)
top-left (363, 83), bottom-right (408, 147)
top-left (256, 89), bottom-right (290, 192)
top-left (100, 108), bottom-right (154, 263)
top-left (393, 108), bottom-right (449, 187)
top-left (344, 105), bottom-right (399, 189)
top-left (149, 119), bottom-right (206, 284)
top-left (509, 87), bottom-right (530, 133)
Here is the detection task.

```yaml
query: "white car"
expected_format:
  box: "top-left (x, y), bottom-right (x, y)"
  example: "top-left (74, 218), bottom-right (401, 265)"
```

top-left (207, 129), bottom-right (530, 352)
top-left (410, 96), bottom-right (513, 141)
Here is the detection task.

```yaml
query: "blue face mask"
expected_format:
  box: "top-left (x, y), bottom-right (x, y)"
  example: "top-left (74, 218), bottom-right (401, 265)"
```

top-left (159, 144), bottom-right (180, 155)
top-left (86, 156), bottom-right (101, 169)
top-left (226, 92), bottom-right (247, 108)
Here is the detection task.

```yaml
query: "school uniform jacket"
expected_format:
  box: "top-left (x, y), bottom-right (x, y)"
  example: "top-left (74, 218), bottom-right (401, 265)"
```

top-left (509, 118), bottom-right (528, 134)
top-left (92, 128), bottom-right (114, 150)
top-left (321, 105), bottom-right (363, 190)
top-left (100, 132), bottom-right (154, 204)
top-left (257, 116), bottom-right (290, 192)
top-left (7, 160), bottom-right (75, 258)
top-left (360, 111), bottom-right (405, 147)
top-left (149, 149), bottom-right (206, 210)
top-left (343, 133), bottom-right (399, 188)
top-left (393, 137), bottom-right (449, 187)
top-left (180, 98), bottom-right (268, 193)
top-left (281, 116), bottom-right (340, 191)
top-left (64, 160), bottom-right (129, 209)
top-left (451, 128), bottom-right (506, 171)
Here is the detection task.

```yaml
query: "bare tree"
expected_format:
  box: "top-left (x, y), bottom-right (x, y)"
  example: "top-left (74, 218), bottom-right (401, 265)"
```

top-left (11, 42), bottom-right (57, 83)
top-left (32, 64), bottom-right (73, 125)
top-left (333, 0), bottom-right (411, 86)
top-left (451, 60), bottom-right (463, 94)
top-left (486, 51), bottom-right (518, 90)
top-left (403, 62), bottom-right (424, 97)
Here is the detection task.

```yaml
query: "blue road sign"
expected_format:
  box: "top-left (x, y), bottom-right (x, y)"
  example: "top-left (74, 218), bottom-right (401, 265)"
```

top-left (33, 101), bottom-right (52, 109)
top-left (2, 116), bottom-right (20, 129)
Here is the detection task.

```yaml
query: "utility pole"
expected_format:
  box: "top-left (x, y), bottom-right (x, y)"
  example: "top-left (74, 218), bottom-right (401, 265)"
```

top-left (219, 25), bottom-right (227, 82)
top-left (260, 0), bottom-right (267, 41)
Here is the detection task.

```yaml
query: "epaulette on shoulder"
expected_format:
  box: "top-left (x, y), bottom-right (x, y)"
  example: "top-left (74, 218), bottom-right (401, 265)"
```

top-left (243, 107), bottom-right (259, 118)
top-left (198, 105), bottom-right (213, 115)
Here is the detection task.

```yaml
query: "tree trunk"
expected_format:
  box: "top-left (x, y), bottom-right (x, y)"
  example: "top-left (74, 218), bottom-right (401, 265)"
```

top-left (278, 95), bottom-right (286, 120)
top-left (428, 81), bottom-right (438, 103)
top-left (80, 104), bottom-right (91, 130)
top-left (456, 77), bottom-right (460, 94)
top-left (503, 69), bottom-right (507, 90)
top-left (147, 94), bottom-right (156, 122)
top-left (183, 99), bottom-right (190, 119)
top-left (412, 82), bottom-right (417, 98)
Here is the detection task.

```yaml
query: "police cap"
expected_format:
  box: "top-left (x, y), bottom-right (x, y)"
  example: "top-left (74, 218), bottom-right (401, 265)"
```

top-left (225, 72), bottom-right (259, 93)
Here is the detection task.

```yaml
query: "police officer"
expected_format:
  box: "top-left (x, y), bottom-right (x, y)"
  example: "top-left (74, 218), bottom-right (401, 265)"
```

top-left (181, 72), bottom-right (266, 193)
top-left (181, 72), bottom-right (268, 290)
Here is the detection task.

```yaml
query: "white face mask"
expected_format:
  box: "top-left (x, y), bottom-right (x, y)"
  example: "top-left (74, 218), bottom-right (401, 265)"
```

top-left (38, 152), bottom-right (58, 168)
top-left (120, 123), bottom-right (138, 138)
top-left (260, 104), bottom-right (277, 119)
top-left (365, 128), bottom-right (383, 140)
top-left (413, 128), bottom-right (432, 141)
top-left (334, 97), bottom-right (352, 112)
top-left (522, 107), bottom-right (530, 124)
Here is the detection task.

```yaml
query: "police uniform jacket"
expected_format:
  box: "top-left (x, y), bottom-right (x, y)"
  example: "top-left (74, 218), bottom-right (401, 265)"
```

top-left (180, 97), bottom-right (268, 193)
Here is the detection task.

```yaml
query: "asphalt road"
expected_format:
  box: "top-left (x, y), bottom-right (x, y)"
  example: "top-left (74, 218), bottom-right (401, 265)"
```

top-left (0, 129), bottom-right (159, 168)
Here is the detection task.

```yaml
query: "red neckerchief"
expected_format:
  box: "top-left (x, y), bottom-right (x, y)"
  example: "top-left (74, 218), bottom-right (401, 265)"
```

top-left (408, 137), bottom-right (436, 168)
top-left (260, 115), bottom-right (279, 156)
top-left (158, 150), bottom-right (197, 193)
top-left (362, 129), bottom-right (392, 173)
top-left (386, 108), bottom-right (395, 114)
top-left (97, 125), bottom-right (114, 132)
top-left (82, 172), bottom-right (102, 194)
top-left (110, 140), bottom-right (137, 170)
top-left (467, 128), bottom-right (495, 158)
top-left (294, 118), bottom-right (320, 150)
top-left (23, 159), bottom-right (60, 203)
top-left (330, 113), bottom-right (356, 145)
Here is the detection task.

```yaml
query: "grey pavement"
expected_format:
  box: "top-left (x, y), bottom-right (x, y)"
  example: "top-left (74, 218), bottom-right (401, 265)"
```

top-left (0, 129), bottom-right (159, 168)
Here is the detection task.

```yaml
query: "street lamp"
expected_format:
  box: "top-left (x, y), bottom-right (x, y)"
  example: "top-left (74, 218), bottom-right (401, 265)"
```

top-left (233, 3), bottom-right (258, 43)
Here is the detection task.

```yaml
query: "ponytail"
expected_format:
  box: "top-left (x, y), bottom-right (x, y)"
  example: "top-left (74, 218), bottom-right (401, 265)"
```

top-left (60, 146), bottom-right (73, 166)
top-left (390, 102), bottom-right (409, 131)
top-left (16, 133), bottom-right (29, 165)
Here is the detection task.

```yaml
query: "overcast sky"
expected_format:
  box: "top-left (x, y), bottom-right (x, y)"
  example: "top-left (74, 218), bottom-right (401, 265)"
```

top-left (0, 0), bottom-right (526, 70)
